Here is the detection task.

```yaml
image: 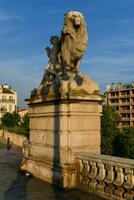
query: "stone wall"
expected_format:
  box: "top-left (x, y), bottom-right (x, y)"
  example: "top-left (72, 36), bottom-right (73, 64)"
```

top-left (76, 152), bottom-right (134, 200)
top-left (0, 129), bottom-right (26, 147)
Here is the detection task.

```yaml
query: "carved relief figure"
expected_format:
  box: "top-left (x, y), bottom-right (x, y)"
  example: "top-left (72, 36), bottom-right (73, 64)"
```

top-left (61, 11), bottom-right (88, 71)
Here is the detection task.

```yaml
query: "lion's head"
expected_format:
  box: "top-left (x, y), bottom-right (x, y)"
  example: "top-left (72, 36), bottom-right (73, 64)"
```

top-left (64, 11), bottom-right (84, 29)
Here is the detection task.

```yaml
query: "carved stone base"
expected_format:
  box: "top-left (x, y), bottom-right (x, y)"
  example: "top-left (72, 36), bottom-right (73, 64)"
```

top-left (88, 180), bottom-right (97, 190)
top-left (96, 183), bottom-right (105, 194)
top-left (105, 186), bottom-right (114, 196)
top-left (124, 192), bottom-right (134, 200)
top-left (114, 188), bottom-right (124, 199)
top-left (26, 159), bottom-right (77, 188)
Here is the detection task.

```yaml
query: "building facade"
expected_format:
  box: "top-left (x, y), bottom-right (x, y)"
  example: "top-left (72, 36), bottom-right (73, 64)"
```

top-left (18, 108), bottom-right (28, 118)
top-left (105, 82), bottom-right (134, 128)
top-left (0, 84), bottom-right (17, 120)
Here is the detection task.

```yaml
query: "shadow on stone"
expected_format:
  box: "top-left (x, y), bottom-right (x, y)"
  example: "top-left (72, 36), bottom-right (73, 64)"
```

top-left (73, 74), bottom-right (83, 86)
top-left (52, 187), bottom-right (81, 200)
top-left (52, 88), bottom-right (63, 187)
top-left (3, 173), bottom-right (30, 200)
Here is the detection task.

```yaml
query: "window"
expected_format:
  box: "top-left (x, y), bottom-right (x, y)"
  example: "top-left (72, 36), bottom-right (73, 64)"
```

top-left (1, 106), bottom-right (7, 112)
top-left (2, 96), bottom-right (6, 101)
top-left (9, 96), bottom-right (13, 101)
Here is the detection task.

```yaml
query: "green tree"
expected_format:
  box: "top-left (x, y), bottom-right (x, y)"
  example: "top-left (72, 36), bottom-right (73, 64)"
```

top-left (1, 112), bottom-right (14, 128)
top-left (1, 111), bottom-right (20, 128)
top-left (113, 127), bottom-right (134, 159)
top-left (12, 111), bottom-right (21, 127)
top-left (20, 113), bottom-right (29, 135)
top-left (101, 105), bottom-right (121, 155)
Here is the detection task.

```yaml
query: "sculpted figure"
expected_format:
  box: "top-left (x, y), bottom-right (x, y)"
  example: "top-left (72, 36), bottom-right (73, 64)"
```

top-left (41, 36), bottom-right (61, 86)
top-left (61, 11), bottom-right (88, 71)
top-left (45, 35), bottom-right (61, 72)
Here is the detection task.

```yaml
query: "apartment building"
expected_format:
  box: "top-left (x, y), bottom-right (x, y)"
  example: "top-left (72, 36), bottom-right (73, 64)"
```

top-left (0, 84), bottom-right (17, 120)
top-left (105, 82), bottom-right (134, 128)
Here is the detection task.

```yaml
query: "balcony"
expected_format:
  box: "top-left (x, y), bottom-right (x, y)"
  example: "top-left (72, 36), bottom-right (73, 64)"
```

top-left (0, 99), bottom-right (15, 103)
top-left (122, 117), bottom-right (130, 121)
top-left (119, 95), bottom-right (130, 98)
top-left (108, 96), bottom-right (119, 99)
top-left (120, 110), bottom-right (130, 113)
top-left (120, 102), bottom-right (130, 106)
top-left (109, 102), bottom-right (119, 106)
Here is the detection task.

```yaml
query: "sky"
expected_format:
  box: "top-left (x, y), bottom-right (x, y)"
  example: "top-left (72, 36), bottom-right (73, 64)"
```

top-left (0, 0), bottom-right (134, 107)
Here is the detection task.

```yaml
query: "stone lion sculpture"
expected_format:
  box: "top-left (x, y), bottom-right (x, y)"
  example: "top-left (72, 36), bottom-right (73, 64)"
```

top-left (61, 11), bottom-right (88, 71)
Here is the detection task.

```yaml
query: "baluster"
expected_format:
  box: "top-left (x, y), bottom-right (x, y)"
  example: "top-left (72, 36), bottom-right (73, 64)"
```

top-left (113, 166), bottom-right (124, 198)
top-left (104, 164), bottom-right (115, 196)
top-left (88, 161), bottom-right (97, 190)
top-left (123, 168), bottom-right (134, 200)
top-left (84, 160), bottom-right (90, 184)
top-left (96, 162), bottom-right (106, 194)
top-left (79, 159), bottom-right (84, 184)
top-left (79, 159), bottom-right (90, 185)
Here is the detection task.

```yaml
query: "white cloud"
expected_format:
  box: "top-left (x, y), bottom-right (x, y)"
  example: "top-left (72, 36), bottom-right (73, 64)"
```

top-left (0, 11), bottom-right (24, 22)
top-left (0, 13), bottom-right (12, 21)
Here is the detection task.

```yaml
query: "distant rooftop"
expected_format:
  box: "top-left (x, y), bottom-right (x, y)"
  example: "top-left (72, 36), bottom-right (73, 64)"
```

top-left (0, 84), bottom-right (15, 94)
top-left (105, 81), bottom-right (134, 92)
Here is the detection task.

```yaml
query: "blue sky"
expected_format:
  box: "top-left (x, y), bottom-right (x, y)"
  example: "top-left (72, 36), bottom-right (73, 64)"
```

top-left (0, 0), bottom-right (134, 107)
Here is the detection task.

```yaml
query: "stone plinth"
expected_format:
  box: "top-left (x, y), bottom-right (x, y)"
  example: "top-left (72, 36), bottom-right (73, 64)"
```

top-left (24, 88), bottom-right (102, 188)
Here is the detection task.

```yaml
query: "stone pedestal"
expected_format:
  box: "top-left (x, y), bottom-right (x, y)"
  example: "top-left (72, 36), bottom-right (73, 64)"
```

top-left (21, 10), bottom-right (103, 188)
top-left (24, 81), bottom-right (102, 188)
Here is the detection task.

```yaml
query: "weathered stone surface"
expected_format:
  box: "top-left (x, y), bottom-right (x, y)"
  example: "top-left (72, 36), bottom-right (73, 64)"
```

top-left (23, 11), bottom-right (102, 188)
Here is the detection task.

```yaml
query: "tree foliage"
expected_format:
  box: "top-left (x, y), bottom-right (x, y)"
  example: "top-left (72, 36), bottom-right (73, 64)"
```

top-left (1, 112), bottom-right (14, 128)
top-left (1, 111), bottom-right (20, 128)
top-left (101, 105), bottom-right (134, 159)
top-left (20, 113), bottom-right (29, 135)
top-left (12, 111), bottom-right (21, 127)
top-left (113, 127), bottom-right (134, 159)
top-left (1, 112), bottom-right (29, 137)
top-left (101, 105), bottom-right (121, 155)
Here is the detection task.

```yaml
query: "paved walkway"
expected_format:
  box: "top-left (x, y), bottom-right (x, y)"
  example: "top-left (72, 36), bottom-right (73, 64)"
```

top-left (0, 139), bottom-right (105, 200)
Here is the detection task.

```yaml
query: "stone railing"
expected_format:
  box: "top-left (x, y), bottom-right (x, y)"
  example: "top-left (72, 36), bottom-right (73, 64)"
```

top-left (76, 153), bottom-right (134, 200)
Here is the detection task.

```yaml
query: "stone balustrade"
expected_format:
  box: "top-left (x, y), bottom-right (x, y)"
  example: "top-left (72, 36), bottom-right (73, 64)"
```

top-left (76, 152), bottom-right (134, 200)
